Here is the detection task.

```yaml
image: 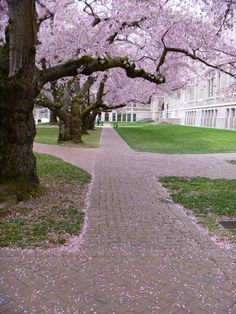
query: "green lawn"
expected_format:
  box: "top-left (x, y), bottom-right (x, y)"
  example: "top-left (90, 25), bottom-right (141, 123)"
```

top-left (35, 125), bottom-right (101, 148)
top-left (0, 153), bottom-right (91, 248)
top-left (116, 124), bottom-right (236, 153)
top-left (36, 153), bottom-right (91, 184)
top-left (160, 177), bottom-right (236, 241)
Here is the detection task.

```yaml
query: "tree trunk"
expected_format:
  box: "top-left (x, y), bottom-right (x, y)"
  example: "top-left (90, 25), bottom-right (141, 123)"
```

top-left (70, 99), bottom-right (83, 143)
top-left (88, 117), bottom-right (95, 130)
top-left (71, 115), bottom-right (82, 143)
top-left (49, 110), bottom-right (58, 124)
top-left (89, 109), bottom-right (100, 129)
top-left (0, 1), bottom-right (39, 200)
top-left (58, 117), bottom-right (72, 142)
top-left (0, 80), bottom-right (39, 200)
top-left (81, 115), bottom-right (90, 134)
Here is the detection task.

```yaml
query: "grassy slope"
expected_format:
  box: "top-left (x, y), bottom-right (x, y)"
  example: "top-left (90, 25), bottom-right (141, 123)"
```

top-left (116, 124), bottom-right (236, 154)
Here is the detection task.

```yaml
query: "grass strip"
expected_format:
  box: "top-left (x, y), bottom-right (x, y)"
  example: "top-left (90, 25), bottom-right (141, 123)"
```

top-left (160, 176), bottom-right (236, 241)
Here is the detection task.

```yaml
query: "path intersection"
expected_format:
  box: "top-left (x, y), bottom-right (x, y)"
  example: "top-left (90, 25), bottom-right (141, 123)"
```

top-left (1, 127), bottom-right (236, 313)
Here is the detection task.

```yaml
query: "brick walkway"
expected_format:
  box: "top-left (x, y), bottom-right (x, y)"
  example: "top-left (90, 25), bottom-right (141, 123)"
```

top-left (1, 128), bottom-right (236, 313)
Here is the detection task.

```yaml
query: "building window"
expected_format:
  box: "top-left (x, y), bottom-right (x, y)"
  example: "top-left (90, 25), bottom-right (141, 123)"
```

top-left (133, 113), bottom-right (136, 122)
top-left (208, 77), bottom-right (214, 98)
top-left (122, 113), bottom-right (126, 122)
top-left (127, 113), bottom-right (131, 122)
top-left (117, 113), bottom-right (121, 122)
top-left (112, 113), bottom-right (116, 122)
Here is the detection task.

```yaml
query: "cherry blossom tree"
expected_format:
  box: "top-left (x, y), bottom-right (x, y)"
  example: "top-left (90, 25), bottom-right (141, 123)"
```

top-left (0, 0), bottom-right (235, 199)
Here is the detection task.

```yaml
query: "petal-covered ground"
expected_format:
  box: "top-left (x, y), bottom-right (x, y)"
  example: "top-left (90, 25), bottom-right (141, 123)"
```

top-left (1, 127), bottom-right (236, 313)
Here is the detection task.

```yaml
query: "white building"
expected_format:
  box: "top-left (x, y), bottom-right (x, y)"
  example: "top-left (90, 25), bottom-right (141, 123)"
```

top-left (101, 72), bottom-right (236, 129)
top-left (33, 107), bottom-right (50, 124)
top-left (151, 72), bottom-right (236, 130)
top-left (100, 102), bottom-right (153, 123)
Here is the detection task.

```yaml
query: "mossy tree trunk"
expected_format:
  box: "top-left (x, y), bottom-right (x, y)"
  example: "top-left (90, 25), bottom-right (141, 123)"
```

top-left (58, 115), bottom-right (72, 142)
top-left (70, 98), bottom-right (83, 143)
top-left (0, 0), bottom-right (39, 199)
top-left (0, 80), bottom-right (39, 199)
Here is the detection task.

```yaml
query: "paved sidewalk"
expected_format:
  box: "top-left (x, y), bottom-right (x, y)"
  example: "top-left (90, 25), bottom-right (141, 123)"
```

top-left (1, 128), bottom-right (236, 313)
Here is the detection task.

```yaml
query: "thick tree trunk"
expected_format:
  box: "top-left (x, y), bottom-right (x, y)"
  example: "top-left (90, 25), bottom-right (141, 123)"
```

top-left (70, 99), bottom-right (83, 143)
top-left (58, 117), bottom-right (72, 142)
top-left (81, 115), bottom-right (90, 134)
top-left (0, 1), bottom-right (39, 200)
top-left (49, 110), bottom-right (58, 124)
top-left (71, 115), bottom-right (82, 143)
top-left (0, 80), bottom-right (39, 200)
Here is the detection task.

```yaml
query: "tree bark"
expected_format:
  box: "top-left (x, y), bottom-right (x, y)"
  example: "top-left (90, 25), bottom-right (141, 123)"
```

top-left (70, 98), bottom-right (83, 143)
top-left (88, 109), bottom-right (100, 129)
top-left (49, 110), bottom-right (58, 124)
top-left (81, 115), bottom-right (90, 133)
top-left (0, 1), bottom-right (39, 200)
top-left (0, 79), bottom-right (39, 200)
top-left (58, 118), bottom-right (71, 142)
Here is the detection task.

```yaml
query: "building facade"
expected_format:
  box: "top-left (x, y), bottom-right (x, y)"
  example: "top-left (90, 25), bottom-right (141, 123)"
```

top-left (101, 72), bottom-right (236, 130)
top-left (100, 102), bottom-right (152, 123)
top-left (33, 107), bottom-right (50, 124)
top-left (152, 72), bottom-right (236, 130)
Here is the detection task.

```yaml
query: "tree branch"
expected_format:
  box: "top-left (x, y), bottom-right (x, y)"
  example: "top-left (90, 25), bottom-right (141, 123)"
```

top-left (80, 75), bottom-right (97, 96)
top-left (157, 46), bottom-right (236, 78)
top-left (80, 74), bottom-right (108, 119)
top-left (41, 55), bottom-right (165, 86)
top-left (101, 103), bottom-right (126, 111)
top-left (35, 94), bottom-right (62, 111)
